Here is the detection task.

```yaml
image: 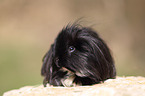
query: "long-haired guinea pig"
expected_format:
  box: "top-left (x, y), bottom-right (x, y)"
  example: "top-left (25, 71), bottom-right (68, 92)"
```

top-left (41, 23), bottom-right (116, 87)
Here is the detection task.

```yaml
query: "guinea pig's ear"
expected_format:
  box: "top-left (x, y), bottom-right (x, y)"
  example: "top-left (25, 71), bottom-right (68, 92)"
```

top-left (41, 44), bottom-right (55, 87)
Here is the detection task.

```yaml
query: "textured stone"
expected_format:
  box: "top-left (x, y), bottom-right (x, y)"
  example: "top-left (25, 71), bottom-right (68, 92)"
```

top-left (3, 76), bottom-right (145, 96)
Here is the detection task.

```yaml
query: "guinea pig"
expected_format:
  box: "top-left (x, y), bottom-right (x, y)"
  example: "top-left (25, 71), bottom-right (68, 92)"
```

top-left (41, 23), bottom-right (116, 87)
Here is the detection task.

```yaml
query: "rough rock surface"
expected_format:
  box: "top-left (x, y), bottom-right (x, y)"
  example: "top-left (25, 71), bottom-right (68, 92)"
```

top-left (3, 76), bottom-right (145, 96)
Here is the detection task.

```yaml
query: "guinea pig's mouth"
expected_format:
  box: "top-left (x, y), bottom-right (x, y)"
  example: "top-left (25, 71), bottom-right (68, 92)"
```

top-left (61, 67), bottom-right (87, 77)
top-left (60, 67), bottom-right (75, 87)
top-left (60, 67), bottom-right (91, 87)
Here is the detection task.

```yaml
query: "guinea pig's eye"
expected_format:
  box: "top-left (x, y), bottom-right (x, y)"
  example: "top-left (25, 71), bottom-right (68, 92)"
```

top-left (68, 46), bottom-right (75, 53)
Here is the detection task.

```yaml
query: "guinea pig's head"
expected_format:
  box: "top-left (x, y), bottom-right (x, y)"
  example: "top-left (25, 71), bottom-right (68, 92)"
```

top-left (41, 24), bottom-right (116, 86)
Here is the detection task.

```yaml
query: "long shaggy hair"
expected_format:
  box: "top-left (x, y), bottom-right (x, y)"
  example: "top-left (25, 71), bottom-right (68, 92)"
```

top-left (41, 23), bottom-right (116, 87)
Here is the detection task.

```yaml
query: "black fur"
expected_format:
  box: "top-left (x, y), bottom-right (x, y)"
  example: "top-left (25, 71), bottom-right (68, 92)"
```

top-left (41, 23), bottom-right (116, 87)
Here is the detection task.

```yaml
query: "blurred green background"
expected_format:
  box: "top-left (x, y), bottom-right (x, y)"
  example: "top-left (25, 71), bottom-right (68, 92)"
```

top-left (1, 0), bottom-right (145, 95)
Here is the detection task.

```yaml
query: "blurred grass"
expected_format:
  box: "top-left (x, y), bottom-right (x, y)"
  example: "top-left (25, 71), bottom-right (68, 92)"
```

top-left (0, 43), bottom-right (44, 95)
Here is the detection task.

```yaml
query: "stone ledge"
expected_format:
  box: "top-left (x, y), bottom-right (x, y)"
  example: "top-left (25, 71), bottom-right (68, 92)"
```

top-left (3, 76), bottom-right (145, 96)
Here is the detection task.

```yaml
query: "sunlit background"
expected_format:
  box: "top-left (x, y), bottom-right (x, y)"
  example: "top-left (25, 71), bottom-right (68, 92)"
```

top-left (0, 0), bottom-right (145, 95)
